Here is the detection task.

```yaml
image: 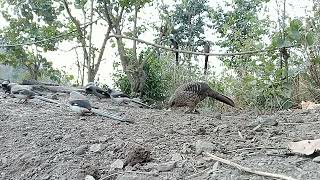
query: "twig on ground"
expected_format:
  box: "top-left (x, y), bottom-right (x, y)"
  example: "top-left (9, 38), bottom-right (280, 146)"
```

top-left (204, 152), bottom-right (297, 180)
top-left (280, 121), bottom-right (320, 125)
top-left (252, 124), bottom-right (262, 131)
top-left (238, 131), bottom-right (244, 139)
top-left (227, 146), bottom-right (286, 153)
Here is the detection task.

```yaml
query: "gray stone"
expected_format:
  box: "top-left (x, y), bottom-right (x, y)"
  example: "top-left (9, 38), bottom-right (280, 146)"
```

top-left (85, 175), bottom-right (95, 180)
top-left (140, 162), bottom-right (158, 170)
top-left (74, 145), bottom-right (88, 155)
top-left (195, 140), bottom-right (214, 155)
top-left (110, 159), bottom-right (124, 170)
top-left (256, 116), bottom-right (278, 126)
top-left (98, 136), bottom-right (108, 143)
top-left (155, 161), bottom-right (176, 172)
top-left (171, 153), bottom-right (183, 162)
top-left (135, 138), bottom-right (144, 143)
top-left (89, 144), bottom-right (103, 153)
top-left (313, 156), bottom-right (320, 163)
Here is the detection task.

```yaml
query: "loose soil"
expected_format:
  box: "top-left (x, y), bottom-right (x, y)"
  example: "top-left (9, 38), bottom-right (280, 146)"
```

top-left (1, 92), bottom-right (320, 180)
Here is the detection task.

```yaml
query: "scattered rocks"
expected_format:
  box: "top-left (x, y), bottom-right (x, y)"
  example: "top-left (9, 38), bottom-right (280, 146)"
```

top-left (195, 140), bottom-right (214, 155)
top-left (110, 159), bottom-right (124, 170)
top-left (89, 144), bottom-right (103, 153)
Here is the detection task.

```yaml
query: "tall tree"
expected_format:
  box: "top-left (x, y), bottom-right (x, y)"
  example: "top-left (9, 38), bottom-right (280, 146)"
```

top-left (62, 0), bottom-right (112, 84)
top-left (209, 0), bottom-right (270, 76)
top-left (97, 0), bottom-right (152, 96)
top-left (160, 0), bottom-right (210, 67)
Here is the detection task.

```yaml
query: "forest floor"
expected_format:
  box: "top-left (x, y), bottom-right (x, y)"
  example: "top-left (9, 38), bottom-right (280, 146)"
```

top-left (1, 91), bottom-right (320, 180)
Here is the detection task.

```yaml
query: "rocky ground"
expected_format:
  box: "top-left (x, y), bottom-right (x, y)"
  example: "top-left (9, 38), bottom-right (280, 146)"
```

top-left (1, 92), bottom-right (320, 180)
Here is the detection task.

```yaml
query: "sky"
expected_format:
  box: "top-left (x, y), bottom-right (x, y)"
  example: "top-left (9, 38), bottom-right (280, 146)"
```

top-left (0, 0), bottom-right (314, 86)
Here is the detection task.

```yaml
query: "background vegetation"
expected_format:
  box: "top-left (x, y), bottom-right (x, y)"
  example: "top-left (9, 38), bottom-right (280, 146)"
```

top-left (0, 0), bottom-right (319, 110)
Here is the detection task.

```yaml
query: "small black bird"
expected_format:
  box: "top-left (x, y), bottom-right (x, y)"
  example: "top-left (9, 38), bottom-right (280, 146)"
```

top-left (107, 88), bottom-right (129, 98)
top-left (1, 80), bottom-right (12, 94)
top-left (10, 84), bottom-right (36, 103)
top-left (9, 84), bottom-right (59, 104)
top-left (69, 91), bottom-right (133, 123)
top-left (107, 88), bottom-right (151, 109)
top-left (170, 37), bottom-right (179, 66)
top-left (85, 82), bottom-right (110, 99)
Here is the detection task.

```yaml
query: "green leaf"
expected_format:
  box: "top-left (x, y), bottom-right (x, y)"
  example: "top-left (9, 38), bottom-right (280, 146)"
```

top-left (306, 32), bottom-right (315, 46)
top-left (289, 19), bottom-right (303, 31)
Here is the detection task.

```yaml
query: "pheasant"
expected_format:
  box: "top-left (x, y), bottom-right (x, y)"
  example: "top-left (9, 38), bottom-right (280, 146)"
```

top-left (168, 82), bottom-right (235, 113)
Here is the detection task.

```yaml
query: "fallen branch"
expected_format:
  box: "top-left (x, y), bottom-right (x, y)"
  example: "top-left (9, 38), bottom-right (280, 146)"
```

top-left (227, 146), bottom-right (286, 153)
top-left (204, 152), bottom-right (297, 180)
top-left (280, 121), bottom-right (320, 125)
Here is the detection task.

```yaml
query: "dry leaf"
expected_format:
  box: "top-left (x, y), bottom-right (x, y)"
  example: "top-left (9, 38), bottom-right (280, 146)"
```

top-left (288, 139), bottom-right (320, 155)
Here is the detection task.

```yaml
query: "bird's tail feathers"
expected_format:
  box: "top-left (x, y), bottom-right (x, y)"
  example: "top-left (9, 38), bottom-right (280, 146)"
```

top-left (208, 90), bottom-right (235, 107)
top-left (130, 99), bottom-right (152, 108)
top-left (34, 95), bottom-right (60, 104)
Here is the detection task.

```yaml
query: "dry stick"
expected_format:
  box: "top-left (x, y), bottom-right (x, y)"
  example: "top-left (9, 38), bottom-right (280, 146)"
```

top-left (227, 146), bottom-right (286, 153)
top-left (280, 121), bottom-right (320, 125)
top-left (204, 152), bottom-right (297, 180)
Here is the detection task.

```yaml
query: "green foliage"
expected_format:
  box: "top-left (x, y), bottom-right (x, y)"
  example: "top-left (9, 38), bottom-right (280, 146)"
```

top-left (210, 0), bottom-right (270, 68)
top-left (0, 48), bottom-right (73, 83)
top-left (113, 49), bottom-right (172, 102)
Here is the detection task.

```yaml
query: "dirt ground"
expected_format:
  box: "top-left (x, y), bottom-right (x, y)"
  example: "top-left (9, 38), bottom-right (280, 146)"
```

top-left (1, 91), bottom-right (320, 180)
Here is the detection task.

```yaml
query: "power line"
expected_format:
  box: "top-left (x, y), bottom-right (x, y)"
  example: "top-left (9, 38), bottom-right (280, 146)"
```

top-left (109, 34), bottom-right (302, 56)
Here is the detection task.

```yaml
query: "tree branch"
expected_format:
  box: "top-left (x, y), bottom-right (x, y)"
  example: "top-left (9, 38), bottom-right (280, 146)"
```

top-left (109, 34), bottom-right (298, 57)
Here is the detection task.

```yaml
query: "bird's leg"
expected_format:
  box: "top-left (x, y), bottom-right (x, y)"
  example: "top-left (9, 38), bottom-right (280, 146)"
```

top-left (185, 102), bottom-right (200, 114)
top-left (194, 109), bottom-right (200, 114)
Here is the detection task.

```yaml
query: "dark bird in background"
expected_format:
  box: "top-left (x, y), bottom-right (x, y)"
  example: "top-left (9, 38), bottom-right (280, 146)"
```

top-left (170, 37), bottom-right (179, 66)
top-left (85, 82), bottom-right (110, 99)
top-left (9, 84), bottom-right (59, 104)
top-left (69, 91), bottom-right (133, 123)
top-left (107, 88), bottom-right (151, 109)
top-left (107, 88), bottom-right (129, 98)
top-left (1, 80), bottom-right (12, 94)
top-left (203, 42), bottom-right (210, 75)
top-left (11, 85), bottom-right (36, 103)
top-left (168, 82), bottom-right (235, 113)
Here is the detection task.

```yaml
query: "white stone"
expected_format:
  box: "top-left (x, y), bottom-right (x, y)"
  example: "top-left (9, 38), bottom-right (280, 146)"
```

top-left (195, 140), bottom-right (214, 155)
top-left (85, 175), bottom-right (95, 180)
top-left (156, 161), bottom-right (176, 172)
top-left (89, 144), bottom-right (103, 153)
top-left (110, 159), bottom-right (124, 170)
top-left (171, 153), bottom-right (183, 162)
